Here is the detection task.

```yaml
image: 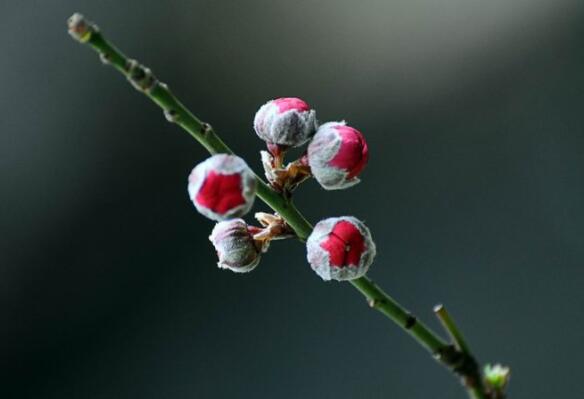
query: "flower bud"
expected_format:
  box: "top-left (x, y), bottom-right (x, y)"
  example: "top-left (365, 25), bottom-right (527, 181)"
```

top-left (188, 154), bottom-right (256, 221)
top-left (306, 216), bottom-right (376, 281)
top-left (253, 97), bottom-right (317, 147)
top-left (209, 219), bottom-right (261, 272)
top-left (307, 121), bottom-right (369, 190)
top-left (484, 364), bottom-right (510, 391)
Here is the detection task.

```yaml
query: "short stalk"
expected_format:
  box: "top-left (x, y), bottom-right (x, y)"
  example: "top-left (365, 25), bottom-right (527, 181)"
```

top-left (434, 304), bottom-right (472, 354)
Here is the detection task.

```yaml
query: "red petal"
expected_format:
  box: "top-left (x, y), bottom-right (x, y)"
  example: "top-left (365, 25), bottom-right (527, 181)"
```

top-left (320, 221), bottom-right (365, 268)
top-left (274, 97), bottom-right (310, 113)
top-left (196, 171), bottom-right (245, 214)
top-left (329, 126), bottom-right (368, 179)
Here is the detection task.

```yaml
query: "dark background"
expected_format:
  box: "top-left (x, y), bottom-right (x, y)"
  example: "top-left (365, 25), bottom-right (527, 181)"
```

top-left (2, 0), bottom-right (583, 398)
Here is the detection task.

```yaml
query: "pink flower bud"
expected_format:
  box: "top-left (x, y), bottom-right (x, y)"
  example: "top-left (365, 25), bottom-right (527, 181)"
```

top-left (209, 219), bottom-right (261, 272)
top-left (307, 121), bottom-right (369, 190)
top-left (253, 97), bottom-right (317, 147)
top-left (306, 216), bottom-right (376, 281)
top-left (188, 154), bottom-right (256, 221)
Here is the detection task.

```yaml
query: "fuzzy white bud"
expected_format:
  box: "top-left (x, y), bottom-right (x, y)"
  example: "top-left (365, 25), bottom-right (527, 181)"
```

top-left (188, 154), bottom-right (256, 221)
top-left (209, 219), bottom-right (261, 272)
top-left (306, 216), bottom-right (376, 281)
top-left (307, 121), bottom-right (369, 190)
top-left (253, 97), bottom-right (317, 147)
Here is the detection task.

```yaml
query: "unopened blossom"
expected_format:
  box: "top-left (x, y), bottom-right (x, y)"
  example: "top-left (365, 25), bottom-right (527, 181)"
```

top-left (253, 97), bottom-right (317, 149)
top-left (209, 219), bottom-right (261, 272)
top-left (484, 364), bottom-right (511, 391)
top-left (306, 216), bottom-right (376, 281)
top-left (307, 121), bottom-right (369, 190)
top-left (188, 154), bottom-right (256, 221)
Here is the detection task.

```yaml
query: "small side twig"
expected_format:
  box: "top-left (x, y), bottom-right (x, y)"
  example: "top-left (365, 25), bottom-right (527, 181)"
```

top-left (435, 304), bottom-right (488, 399)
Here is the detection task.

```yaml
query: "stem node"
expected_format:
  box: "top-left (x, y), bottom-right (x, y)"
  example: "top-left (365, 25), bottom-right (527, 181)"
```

top-left (404, 314), bottom-right (417, 329)
top-left (164, 109), bottom-right (179, 123)
top-left (126, 59), bottom-right (158, 92)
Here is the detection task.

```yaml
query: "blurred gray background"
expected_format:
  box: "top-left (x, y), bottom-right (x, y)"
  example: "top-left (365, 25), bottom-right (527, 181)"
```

top-left (1, 0), bottom-right (583, 398)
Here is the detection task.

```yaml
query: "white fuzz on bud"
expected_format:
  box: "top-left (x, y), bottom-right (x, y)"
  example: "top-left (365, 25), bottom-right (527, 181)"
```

top-left (253, 97), bottom-right (317, 147)
top-left (188, 154), bottom-right (256, 221)
top-left (306, 216), bottom-right (376, 281)
top-left (307, 121), bottom-right (369, 190)
top-left (209, 219), bottom-right (261, 272)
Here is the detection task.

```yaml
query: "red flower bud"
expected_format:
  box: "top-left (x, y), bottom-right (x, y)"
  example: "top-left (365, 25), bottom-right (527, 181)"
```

top-left (307, 121), bottom-right (369, 190)
top-left (306, 216), bottom-right (376, 281)
top-left (188, 154), bottom-right (256, 221)
top-left (209, 219), bottom-right (261, 272)
top-left (253, 97), bottom-right (317, 147)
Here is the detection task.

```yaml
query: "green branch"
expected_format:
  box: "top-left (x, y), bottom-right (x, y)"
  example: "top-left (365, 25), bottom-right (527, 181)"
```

top-left (435, 305), bottom-right (488, 399)
top-left (67, 13), bottom-right (493, 399)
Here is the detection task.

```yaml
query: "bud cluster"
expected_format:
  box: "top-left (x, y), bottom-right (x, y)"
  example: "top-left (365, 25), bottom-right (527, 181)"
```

top-left (186, 97), bottom-right (376, 281)
top-left (253, 98), bottom-right (369, 194)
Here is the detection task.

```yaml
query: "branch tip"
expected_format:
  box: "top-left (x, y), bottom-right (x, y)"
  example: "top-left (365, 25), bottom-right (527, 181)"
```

top-left (433, 303), bottom-right (444, 314)
top-left (434, 304), bottom-right (471, 354)
top-left (67, 13), bottom-right (97, 43)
